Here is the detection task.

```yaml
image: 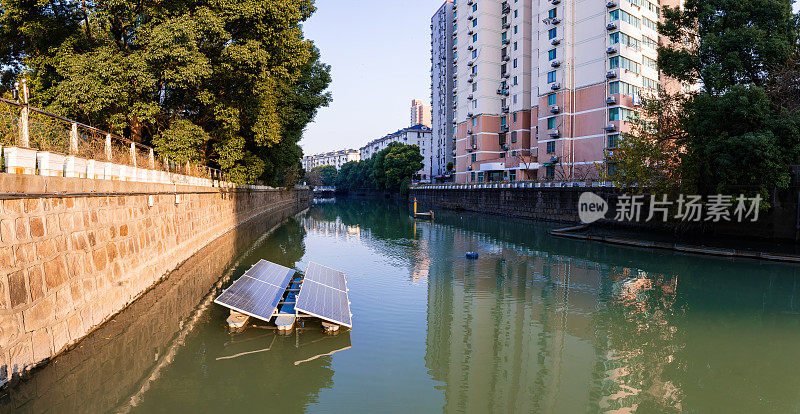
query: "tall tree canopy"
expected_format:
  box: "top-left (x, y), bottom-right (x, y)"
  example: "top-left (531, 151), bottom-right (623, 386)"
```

top-left (0, 0), bottom-right (331, 185)
top-left (613, 0), bottom-right (800, 201)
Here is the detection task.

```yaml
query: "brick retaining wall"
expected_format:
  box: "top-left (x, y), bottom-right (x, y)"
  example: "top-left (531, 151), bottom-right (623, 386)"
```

top-left (0, 174), bottom-right (311, 383)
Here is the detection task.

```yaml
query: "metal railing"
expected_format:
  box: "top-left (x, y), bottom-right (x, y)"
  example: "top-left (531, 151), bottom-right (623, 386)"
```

top-left (0, 96), bottom-right (229, 183)
top-left (413, 179), bottom-right (614, 190)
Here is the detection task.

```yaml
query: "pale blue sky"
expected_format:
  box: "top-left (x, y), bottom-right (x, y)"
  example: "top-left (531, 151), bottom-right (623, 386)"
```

top-left (300, 0), bottom-right (443, 155)
top-left (300, 1), bottom-right (800, 155)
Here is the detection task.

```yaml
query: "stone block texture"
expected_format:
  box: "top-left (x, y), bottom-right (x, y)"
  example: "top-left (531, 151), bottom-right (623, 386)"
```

top-left (0, 174), bottom-right (311, 382)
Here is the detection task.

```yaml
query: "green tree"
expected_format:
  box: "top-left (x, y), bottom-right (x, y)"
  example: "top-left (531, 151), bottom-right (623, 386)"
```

top-left (0, 0), bottom-right (331, 185)
top-left (382, 143), bottom-right (423, 191)
top-left (316, 165), bottom-right (338, 186)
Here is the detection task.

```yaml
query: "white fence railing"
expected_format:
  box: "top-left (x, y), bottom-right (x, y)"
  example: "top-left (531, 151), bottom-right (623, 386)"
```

top-left (412, 180), bottom-right (614, 190)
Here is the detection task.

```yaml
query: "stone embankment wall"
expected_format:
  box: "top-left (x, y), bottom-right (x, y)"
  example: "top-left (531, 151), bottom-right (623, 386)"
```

top-left (0, 174), bottom-right (311, 383)
top-left (410, 186), bottom-right (800, 240)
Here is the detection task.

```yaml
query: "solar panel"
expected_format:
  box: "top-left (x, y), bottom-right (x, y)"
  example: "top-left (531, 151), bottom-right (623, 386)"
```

top-left (214, 260), bottom-right (295, 322)
top-left (296, 262), bottom-right (352, 328)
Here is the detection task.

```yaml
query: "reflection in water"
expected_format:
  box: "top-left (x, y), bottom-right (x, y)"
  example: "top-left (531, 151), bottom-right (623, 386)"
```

top-left (5, 198), bottom-right (800, 413)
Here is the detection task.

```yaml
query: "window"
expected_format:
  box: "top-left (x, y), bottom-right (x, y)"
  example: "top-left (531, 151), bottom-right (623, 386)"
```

top-left (643, 56), bottom-right (657, 70)
top-left (512, 113), bottom-right (517, 122)
top-left (548, 49), bottom-right (556, 60)
top-left (609, 56), bottom-right (640, 73)
top-left (502, 32), bottom-right (508, 41)
top-left (642, 35), bottom-right (658, 50)
top-left (609, 32), bottom-right (619, 44)
top-left (608, 107), bottom-right (635, 122)
top-left (472, 18), bottom-right (477, 27)
top-left (509, 170), bottom-right (516, 181)
top-left (471, 118), bottom-right (477, 127)
top-left (501, 116), bottom-right (507, 126)
top-left (547, 94), bottom-right (556, 106)
top-left (621, 33), bottom-right (640, 49)
top-left (547, 70), bottom-right (556, 83)
top-left (608, 133), bottom-right (619, 149)
top-left (472, 33), bottom-right (478, 42)
top-left (472, 3), bottom-right (477, 11)
top-left (642, 17), bottom-right (656, 31)
top-left (514, 25), bottom-right (518, 34)
top-left (547, 117), bottom-right (556, 129)
top-left (472, 100), bottom-right (477, 108)
top-left (546, 141), bottom-right (555, 153)
top-left (472, 65), bottom-right (477, 74)
top-left (609, 9), bottom-right (640, 28)
top-left (548, 8), bottom-right (557, 18)
top-left (513, 76), bottom-right (518, 85)
top-left (513, 94), bottom-right (517, 104)
top-left (471, 172), bottom-right (476, 181)
top-left (513, 42), bottom-right (518, 50)
top-left (472, 82), bottom-right (477, 91)
top-left (642, 76), bottom-right (658, 90)
top-left (514, 10), bottom-right (518, 18)
top-left (477, 172), bottom-right (484, 182)
top-left (548, 28), bottom-right (557, 40)
top-left (609, 81), bottom-right (640, 97)
top-left (513, 58), bottom-right (517, 68)
top-left (471, 154), bottom-right (477, 162)
top-left (511, 131), bottom-right (517, 142)
top-left (472, 49), bottom-right (477, 58)
top-left (546, 165), bottom-right (555, 179)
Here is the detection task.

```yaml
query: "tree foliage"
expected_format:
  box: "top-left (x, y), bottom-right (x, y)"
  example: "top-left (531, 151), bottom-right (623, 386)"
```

top-left (0, 0), bottom-right (331, 185)
top-left (612, 0), bottom-right (800, 201)
top-left (335, 143), bottom-right (422, 192)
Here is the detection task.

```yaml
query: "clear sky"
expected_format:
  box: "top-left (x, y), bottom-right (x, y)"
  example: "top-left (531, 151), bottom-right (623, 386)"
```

top-left (299, 0), bottom-right (444, 155)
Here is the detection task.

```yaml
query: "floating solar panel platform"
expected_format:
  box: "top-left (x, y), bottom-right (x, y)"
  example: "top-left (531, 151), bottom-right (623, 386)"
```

top-left (296, 262), bottom-right (353, 328)
top-left (214, 260), bottom-right (295, 323)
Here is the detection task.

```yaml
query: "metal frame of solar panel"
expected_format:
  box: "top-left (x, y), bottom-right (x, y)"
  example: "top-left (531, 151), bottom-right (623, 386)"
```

top-left (295, 262), bottom-right (352, 328)
top-left (214, 260), bottom-right (295, 322)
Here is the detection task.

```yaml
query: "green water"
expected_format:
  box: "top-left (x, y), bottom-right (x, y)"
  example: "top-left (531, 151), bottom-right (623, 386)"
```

top-left (6, 199), bottom-right (800, 413)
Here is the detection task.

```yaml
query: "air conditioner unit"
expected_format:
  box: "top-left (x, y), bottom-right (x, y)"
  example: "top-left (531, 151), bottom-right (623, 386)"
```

top-left (467, 0), bottom-right (473, 4)
top-left (606, 0), bottom-right (617, 7)
top-left (501, 143), bottom-right (509, 150)
top-left (501, 125), bottom-right (509, 132)
top-left (467, 60), bottom-right (474, 66)
top-left (503, 23), bottom-right (511, 29)
top-left (468, 29), bottom-right (474, 35)
top-left (503, 90), bottom-right (509, 96)
top-left (607, 22), bottom-right (617, 30)
top-left (467, 78), bottom-right (474, 83)
top-left (503, 73), bottom-right (510, 78)
top-left (550, 155), bottom-right (559, 163)
top-left (551, 83), bottom-right (561, 90)
top-left (606, 46), bottom-right (617, 54)
top-left (552, 0), bottom-right (561, 4)
top-left (605, 124), bottom-right (617, 131)
top-left (606, 96), bottom-right (616, 104)
top-left (472, 144), bottom-right (477, 149)
top-left (606, 70), bottom-right (617, 78)
top-left (467, 129), bottom-right (473, 134)
top-left (551, 38), bottom-right (561, 46)
top-left (468, 15), bottom-right (475, 20)
top-left (549, 129), bottom-right (560, 137)
top-left (468, 165), bottom-right (473, 170)
top-left (453, 16), bottom-right (457, 22)
top-left (502, 39), bottom-right (511, 45)
top-left (550, 105), bottom-right (561, 114)
top-left (468, 112), bottom-right (474, 117)
top-left (551, 18), bottom-right (561, 25)
top-left (502, 55), bottom-right (510, 61)
top-left (468, 45), bottom-right (474, 50)
top-left (502, 106), bottom-right (509, 112)
top-left (452, 44), bottom-right (458, 50)
top-left (496, 88), bottom-right (503, 95)
top-left (551, 60), bottom-right (561, 67)
top-left (468, 94), bottom-right (474, 100)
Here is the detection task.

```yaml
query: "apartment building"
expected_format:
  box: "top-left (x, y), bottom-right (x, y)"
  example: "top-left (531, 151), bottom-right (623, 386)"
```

top-left (434, 0), bottom-right (675, 183)
top-left (430, 1), bottom-right (456, 181)
top-left (302, 149), bottom-right (360, 171)
top-left (410, 99), bottom-right (433, 128)
top-left (359, 124), bottom-right (433, 182)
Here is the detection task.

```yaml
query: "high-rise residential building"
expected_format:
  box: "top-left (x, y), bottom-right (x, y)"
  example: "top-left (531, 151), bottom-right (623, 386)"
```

top-left (410, 99), bottom-right (432, 128)
top-left (434, 0), bottom-right (677, 183)
top-left (430, 1), bottom-right (456, 181)
top-left (302, 149), bottom-right (360, 171)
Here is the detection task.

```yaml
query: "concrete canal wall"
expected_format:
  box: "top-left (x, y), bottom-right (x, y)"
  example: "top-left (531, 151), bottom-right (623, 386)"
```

top-left (409, 186), bottom-right (800, 241)
top-left (0, 174), bottom-right (311, 383)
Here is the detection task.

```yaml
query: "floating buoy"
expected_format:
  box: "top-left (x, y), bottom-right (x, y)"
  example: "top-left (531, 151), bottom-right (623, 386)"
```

top-left (466, 252), bottom-right (479, 259)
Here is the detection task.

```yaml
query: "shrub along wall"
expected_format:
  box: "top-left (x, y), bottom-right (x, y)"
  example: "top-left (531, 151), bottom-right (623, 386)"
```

top-left (0, 174), bottom-right (311, 383)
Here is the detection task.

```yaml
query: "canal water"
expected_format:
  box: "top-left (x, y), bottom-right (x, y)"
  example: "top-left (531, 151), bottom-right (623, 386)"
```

top-left (5, 198), bottom-right (800, 413)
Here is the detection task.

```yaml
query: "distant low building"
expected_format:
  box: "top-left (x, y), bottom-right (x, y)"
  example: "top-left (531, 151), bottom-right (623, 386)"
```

top-left (359, 124), bottom-right (433, 182)
top-left (302, 149), bottom-right (360, 171)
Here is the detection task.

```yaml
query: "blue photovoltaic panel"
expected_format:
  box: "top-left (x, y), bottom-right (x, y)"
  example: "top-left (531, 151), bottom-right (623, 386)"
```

top-left (305, 262), bottom-right (347, 292)
top-left (246, 260), bottom-right (294, 288)
top-left (296, 262), bottom-right (352, 328)
top-left (214, 260), bottom-right (295, 322)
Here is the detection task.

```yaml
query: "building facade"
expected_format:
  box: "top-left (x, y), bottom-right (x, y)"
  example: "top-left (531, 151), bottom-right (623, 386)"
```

top-left (410, 99), bottom-right (433, 128)
top-left (359, 124), bottom-right (433, 182)
top-left (302, 149), bottom-right (360, 171)
top-left (430, 1), bottom-right (456, 181)
top-left (434, 0), bottom-right (676, 183)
